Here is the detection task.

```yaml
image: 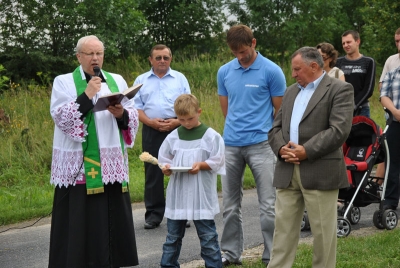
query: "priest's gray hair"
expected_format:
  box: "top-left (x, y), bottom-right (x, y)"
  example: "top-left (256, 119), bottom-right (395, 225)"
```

top-left (75, 35), bottom-right (104, 53)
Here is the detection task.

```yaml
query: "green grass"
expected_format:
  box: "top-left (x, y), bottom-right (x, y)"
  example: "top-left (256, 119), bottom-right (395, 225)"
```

top-left (0, 55), bottom-right (386, 225)
top-left (223, 228), bottom-right (400, 268)
top-left (370, 88), bottom-right (386, 129)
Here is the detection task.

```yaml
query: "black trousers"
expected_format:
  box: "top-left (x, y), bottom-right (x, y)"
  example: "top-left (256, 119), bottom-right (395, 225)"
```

top-left (142, 124), bottom-right (173, 224)
top-left (384, 121), bottom-right (400, 208)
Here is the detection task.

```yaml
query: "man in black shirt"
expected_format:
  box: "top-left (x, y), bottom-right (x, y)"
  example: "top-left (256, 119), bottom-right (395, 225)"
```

top-left (336, 30), bottom-right (376, 117)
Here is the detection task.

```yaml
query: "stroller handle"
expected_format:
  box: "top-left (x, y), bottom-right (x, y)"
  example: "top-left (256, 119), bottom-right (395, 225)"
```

top-left (384, 107), bottom-right (393, 126)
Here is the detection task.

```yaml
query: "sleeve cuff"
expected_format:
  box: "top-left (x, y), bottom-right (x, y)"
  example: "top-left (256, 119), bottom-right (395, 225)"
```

top-left (117, 109), bottom-right (129, 130)
top-left (76, 92), bottom-right (94, 118)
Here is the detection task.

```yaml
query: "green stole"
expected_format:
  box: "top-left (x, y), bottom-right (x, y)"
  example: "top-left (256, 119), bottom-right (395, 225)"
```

top-left (177, 123), bottom-right (209, 140)
top-left (72, 67), bottom-right (128, 194)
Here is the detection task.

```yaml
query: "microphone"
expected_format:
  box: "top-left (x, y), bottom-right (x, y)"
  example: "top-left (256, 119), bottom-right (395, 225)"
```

top-left (92, 66), bottom-right (101, 104)
top-left (93, 66), bottom-right (101, 77)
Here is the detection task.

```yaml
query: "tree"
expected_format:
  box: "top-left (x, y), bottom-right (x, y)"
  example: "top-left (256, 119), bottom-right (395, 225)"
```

top-left (137, 0), bottom-right (226, 56)
top-left (75, 0), bottom-right (147, 58)
top-left (225, 0), bottom-right (296, 53)
top-left (225, 0), bottom-right (358, 65)
top-left (0, 0), bottom-right (146, 81)
top-left (360, 0), bottom-right (400, 65)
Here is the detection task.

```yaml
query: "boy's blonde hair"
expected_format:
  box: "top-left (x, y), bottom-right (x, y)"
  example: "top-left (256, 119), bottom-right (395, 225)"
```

top-left (174, 94), bottom-right (200, 116)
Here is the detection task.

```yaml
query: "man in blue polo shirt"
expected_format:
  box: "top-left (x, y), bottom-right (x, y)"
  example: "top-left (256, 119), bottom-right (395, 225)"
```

top-left (217, 24), bottom-right (286, 267)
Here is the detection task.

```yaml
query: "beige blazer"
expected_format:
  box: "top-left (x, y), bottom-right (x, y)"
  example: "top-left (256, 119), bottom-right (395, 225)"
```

top-left (269, 74), bottom-right (354, 190)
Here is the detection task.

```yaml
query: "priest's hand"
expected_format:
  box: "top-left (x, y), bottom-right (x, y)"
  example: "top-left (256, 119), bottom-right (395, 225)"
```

top-left (108, 104), bottom-right (124, 119)
top-left (85, 76), bottom-right (102, 99)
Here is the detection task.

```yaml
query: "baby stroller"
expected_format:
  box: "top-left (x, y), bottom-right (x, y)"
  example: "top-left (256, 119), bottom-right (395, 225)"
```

top-left (336, 109), bottom-right (398, 237)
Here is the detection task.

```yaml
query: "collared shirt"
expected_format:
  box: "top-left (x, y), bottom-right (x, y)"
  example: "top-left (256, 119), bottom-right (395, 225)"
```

top-left (290, 72), bottom-right (326, 144)
top-left (380, 53), bottom-right (400, 82)
top-left (133, 68), bottom-right (190, 119)
top-left (381, 66), bottom-right (400, 120)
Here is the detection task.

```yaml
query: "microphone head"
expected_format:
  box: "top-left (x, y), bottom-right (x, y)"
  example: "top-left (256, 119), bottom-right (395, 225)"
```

top-left (93, 66), bottom-right (101, 77)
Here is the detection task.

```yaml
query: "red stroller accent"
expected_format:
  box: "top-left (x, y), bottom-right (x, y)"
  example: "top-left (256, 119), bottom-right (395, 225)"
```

top-left (336, 111), bottom-right (398, 237)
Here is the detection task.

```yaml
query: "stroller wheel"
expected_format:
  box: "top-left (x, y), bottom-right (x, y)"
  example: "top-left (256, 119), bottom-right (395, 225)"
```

top-left (337, 217), bottom-right (351, 238)
top-left (347, 206), bottom-right (361, 224)
top-left (373, 210), bottom-right (385, 229)
top-left (382, 210), bottom-right (398, 230)
top-left (301, 211), bottom-right (310, 231)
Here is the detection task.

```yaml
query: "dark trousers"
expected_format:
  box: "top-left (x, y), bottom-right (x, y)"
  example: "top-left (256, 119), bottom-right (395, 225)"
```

top-left (384, 121), bottom-right (400, 208)
top-left (142, 124), bottom-right (172, 224)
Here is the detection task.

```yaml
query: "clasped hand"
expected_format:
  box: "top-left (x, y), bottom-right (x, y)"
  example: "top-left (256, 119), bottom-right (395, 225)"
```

top-left (279, 141), bottom-right (307, 164)
top-left (152, 118), bottom-right (177, 132)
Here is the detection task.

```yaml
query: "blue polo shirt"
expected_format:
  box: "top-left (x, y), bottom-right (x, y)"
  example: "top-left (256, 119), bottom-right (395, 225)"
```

top-left (133, 68), bottom-right (190, 119)
top-left (217, 52), bottom-right (286, 146)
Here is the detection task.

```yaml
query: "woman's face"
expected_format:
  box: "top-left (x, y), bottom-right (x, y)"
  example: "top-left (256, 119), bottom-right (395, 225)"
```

top-left (317, 49), bottom-right (332, 70)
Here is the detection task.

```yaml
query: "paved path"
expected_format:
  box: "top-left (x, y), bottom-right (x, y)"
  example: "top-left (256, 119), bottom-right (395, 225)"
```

top-left (0, 189), bottom-right (383, 268)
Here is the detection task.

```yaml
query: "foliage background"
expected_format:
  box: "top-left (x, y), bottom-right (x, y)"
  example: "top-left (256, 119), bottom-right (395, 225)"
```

top-left (1, 0), bottom-right (400, 82)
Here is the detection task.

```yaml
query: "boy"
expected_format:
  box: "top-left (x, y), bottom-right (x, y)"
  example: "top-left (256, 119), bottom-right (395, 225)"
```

top-left (158, 94), bottom-right (225, 268)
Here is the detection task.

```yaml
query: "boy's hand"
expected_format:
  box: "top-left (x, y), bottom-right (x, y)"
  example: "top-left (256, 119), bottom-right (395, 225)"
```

top-left (162, 164), bottom-right (172, 176)
top-left (188, 162), bottom-right (211, 174)
top-left (188, 162), bottom-right (200, 174)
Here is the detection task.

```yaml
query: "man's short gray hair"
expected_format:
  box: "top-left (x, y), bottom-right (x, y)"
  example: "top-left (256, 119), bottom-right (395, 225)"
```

top-left (75, 35), bottom-right (104, 53)
top-left (291, 47), bottom-right (324, 69)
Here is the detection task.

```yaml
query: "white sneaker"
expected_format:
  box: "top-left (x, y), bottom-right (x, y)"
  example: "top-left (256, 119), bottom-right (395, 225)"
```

top-left (222, 257), bottom-right (242, 266)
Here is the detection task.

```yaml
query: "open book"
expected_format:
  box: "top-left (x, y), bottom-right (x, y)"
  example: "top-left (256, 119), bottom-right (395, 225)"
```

top-left (93, 84), bottom-right (142, 112)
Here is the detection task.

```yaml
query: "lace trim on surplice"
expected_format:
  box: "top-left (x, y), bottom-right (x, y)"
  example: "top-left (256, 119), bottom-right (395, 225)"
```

top-left (50, 149), bottom-right (84, 187)
top-left (52, 101), bottom-right (86, 142)
top-left (127, 109), bottom-right (139, 145)
top-left (51, 147), bottom-right (129, 187)
top-left (100, 147), bottom-right (129, 184)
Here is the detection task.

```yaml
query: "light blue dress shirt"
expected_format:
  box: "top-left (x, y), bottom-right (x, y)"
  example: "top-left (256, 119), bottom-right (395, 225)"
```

top-left (133, 68), bottom-right (190, 119)
top-left (290, 72), bottom-right (326, 144)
